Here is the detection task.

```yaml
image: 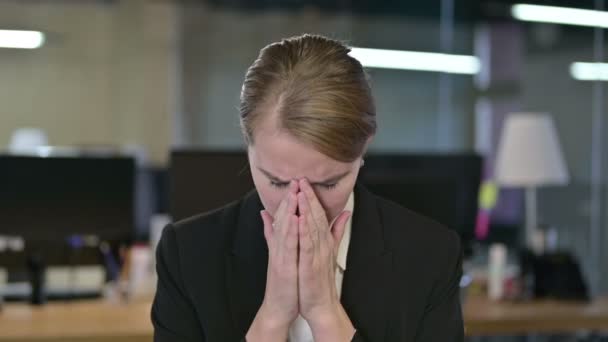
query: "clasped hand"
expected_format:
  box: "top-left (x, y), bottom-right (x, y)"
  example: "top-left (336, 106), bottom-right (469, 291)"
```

top-left (247, 179), bottom-right (355, 342)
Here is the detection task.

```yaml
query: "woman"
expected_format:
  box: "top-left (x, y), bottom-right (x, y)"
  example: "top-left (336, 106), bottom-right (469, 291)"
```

top-left (152, 34), bottom-right (464, 342)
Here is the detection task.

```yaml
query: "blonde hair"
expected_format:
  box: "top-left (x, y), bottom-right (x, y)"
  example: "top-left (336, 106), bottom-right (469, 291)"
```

top-left (239, 34), bottom-right (376, 163)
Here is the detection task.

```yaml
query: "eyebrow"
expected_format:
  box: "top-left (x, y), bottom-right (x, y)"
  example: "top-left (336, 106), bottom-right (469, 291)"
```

top-left (257, 167), bottom-right (351, 185)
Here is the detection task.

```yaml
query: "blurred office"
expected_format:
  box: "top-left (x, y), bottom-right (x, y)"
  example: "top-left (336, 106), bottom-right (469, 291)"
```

top-left (0, 0), bottom-right (607, 341)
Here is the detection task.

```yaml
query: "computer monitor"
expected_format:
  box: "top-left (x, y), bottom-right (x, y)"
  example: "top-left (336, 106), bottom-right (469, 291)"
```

top-left (0, 154), bottom-right (135, 243)
top-left (358, 153), bottom-right (482, 245)
top-left (170, 150), bottom-right (254, 221)
top-left (170, 150), bottom-right (482, 244)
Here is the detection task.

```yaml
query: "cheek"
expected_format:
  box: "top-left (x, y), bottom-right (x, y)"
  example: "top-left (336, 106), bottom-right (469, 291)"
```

top-left (251, 175), bottom-right (282, 217)
top-left (257, 188), bottom-right (282, 217)
top-left (316, 187), bottom-right (352, 220)
top-left (317, 173), bottom-right (358, 220)
top-left (316, 192), bottom-right (337, 212)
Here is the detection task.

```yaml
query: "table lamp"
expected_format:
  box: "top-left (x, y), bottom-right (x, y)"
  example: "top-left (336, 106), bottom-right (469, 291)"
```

top-left (495, 113), bottom-right (569, 252)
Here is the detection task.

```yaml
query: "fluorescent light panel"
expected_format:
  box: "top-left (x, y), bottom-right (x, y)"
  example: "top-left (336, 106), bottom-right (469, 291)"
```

top-left (0, 30), bottom-right (45, 49)
top-left (349, 47), bottom-right (480, 75)
top-left (512, 4), bottom-right (608, 28)
top-left (570, 62), bottom-right (608, 81)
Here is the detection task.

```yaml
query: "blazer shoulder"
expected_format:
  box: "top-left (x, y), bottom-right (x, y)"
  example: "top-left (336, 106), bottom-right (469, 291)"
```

top-left (375, 195), bottom-right (461, 256)
top-left (168, 198), bottom-right (243, 255)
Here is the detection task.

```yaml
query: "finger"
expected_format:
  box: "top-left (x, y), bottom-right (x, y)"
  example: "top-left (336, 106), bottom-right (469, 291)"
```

top-left (278, 192), bottom-right (297, 239)
top-left (276, 194), bottom-right (297, 260)
top-left (287, 190), bottom-right (298, 216)
top-left (284, 214), bottom-right (299, 260)
top-left (299, 178), bottom-right (328, 230)
top-left (289, 179), bottom-right (299, 194)
top-left (273, 190), bottom-right (291, 231)
top-left (331, 211), bottom-right (351, 251)
top-left (298, 191), bottom-right (319, 248)
top-left (260, 210), bottom-right (274, 243)
top-left (298, 212), bottom-right (314, 262)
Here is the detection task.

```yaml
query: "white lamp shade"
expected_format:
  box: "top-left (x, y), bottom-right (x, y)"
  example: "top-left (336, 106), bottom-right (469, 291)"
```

top-left (495, 113), bottom-right (569, 187)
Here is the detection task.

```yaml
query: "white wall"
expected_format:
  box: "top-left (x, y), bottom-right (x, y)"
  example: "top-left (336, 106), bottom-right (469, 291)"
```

top-left (179, 6), bottom-right (476, 152)
top-left (0, 0), bottom-right (179, 165)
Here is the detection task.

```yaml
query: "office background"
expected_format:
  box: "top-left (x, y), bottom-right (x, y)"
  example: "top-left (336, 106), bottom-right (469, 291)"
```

top-left (0, 0), bottom-right (607, 341)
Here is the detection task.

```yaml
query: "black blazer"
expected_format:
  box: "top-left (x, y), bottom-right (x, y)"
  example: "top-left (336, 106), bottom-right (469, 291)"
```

top-left (152, 184), bottom-right (464, 341)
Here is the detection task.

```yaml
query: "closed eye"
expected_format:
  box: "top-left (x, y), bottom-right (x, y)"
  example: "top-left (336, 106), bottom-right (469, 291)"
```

top-left (318, 183), bottom-right (337, 190)
top-left (270, 180), bottom-right (289, 188)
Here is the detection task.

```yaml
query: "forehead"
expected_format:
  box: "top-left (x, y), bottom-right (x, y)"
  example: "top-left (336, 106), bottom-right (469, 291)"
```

top-left (250, 127), bottom-right (349, 181)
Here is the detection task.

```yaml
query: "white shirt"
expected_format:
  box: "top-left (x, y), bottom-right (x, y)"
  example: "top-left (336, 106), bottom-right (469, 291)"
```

top-left (288, 192), bottom-right (355, 342)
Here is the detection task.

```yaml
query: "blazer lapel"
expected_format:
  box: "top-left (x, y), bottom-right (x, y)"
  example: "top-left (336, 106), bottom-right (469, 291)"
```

top-left (341, 184), bottom-right (393, 341)
top-left (226, 190), bottom-right (268, 339)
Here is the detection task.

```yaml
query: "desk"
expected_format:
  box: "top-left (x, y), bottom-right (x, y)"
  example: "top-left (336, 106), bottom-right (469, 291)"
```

top-left (0, 297), bottom-right (607, 341)
top-left (464, 296), bottom-right (608, 336)
top-left (0, 299), bottom-right (152, 342)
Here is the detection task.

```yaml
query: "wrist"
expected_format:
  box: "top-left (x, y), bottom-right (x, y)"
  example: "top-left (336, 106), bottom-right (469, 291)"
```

top-left (308, 303), bottom-right (355, 342)
top-left (246, 303), bottom-right (290, 342)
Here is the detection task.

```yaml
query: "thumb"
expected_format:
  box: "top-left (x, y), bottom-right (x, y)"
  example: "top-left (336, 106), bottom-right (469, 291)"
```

top-left (331, 210), bottom-right (351, 251)
top-left (260, 210), bottom-right (274, 242)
